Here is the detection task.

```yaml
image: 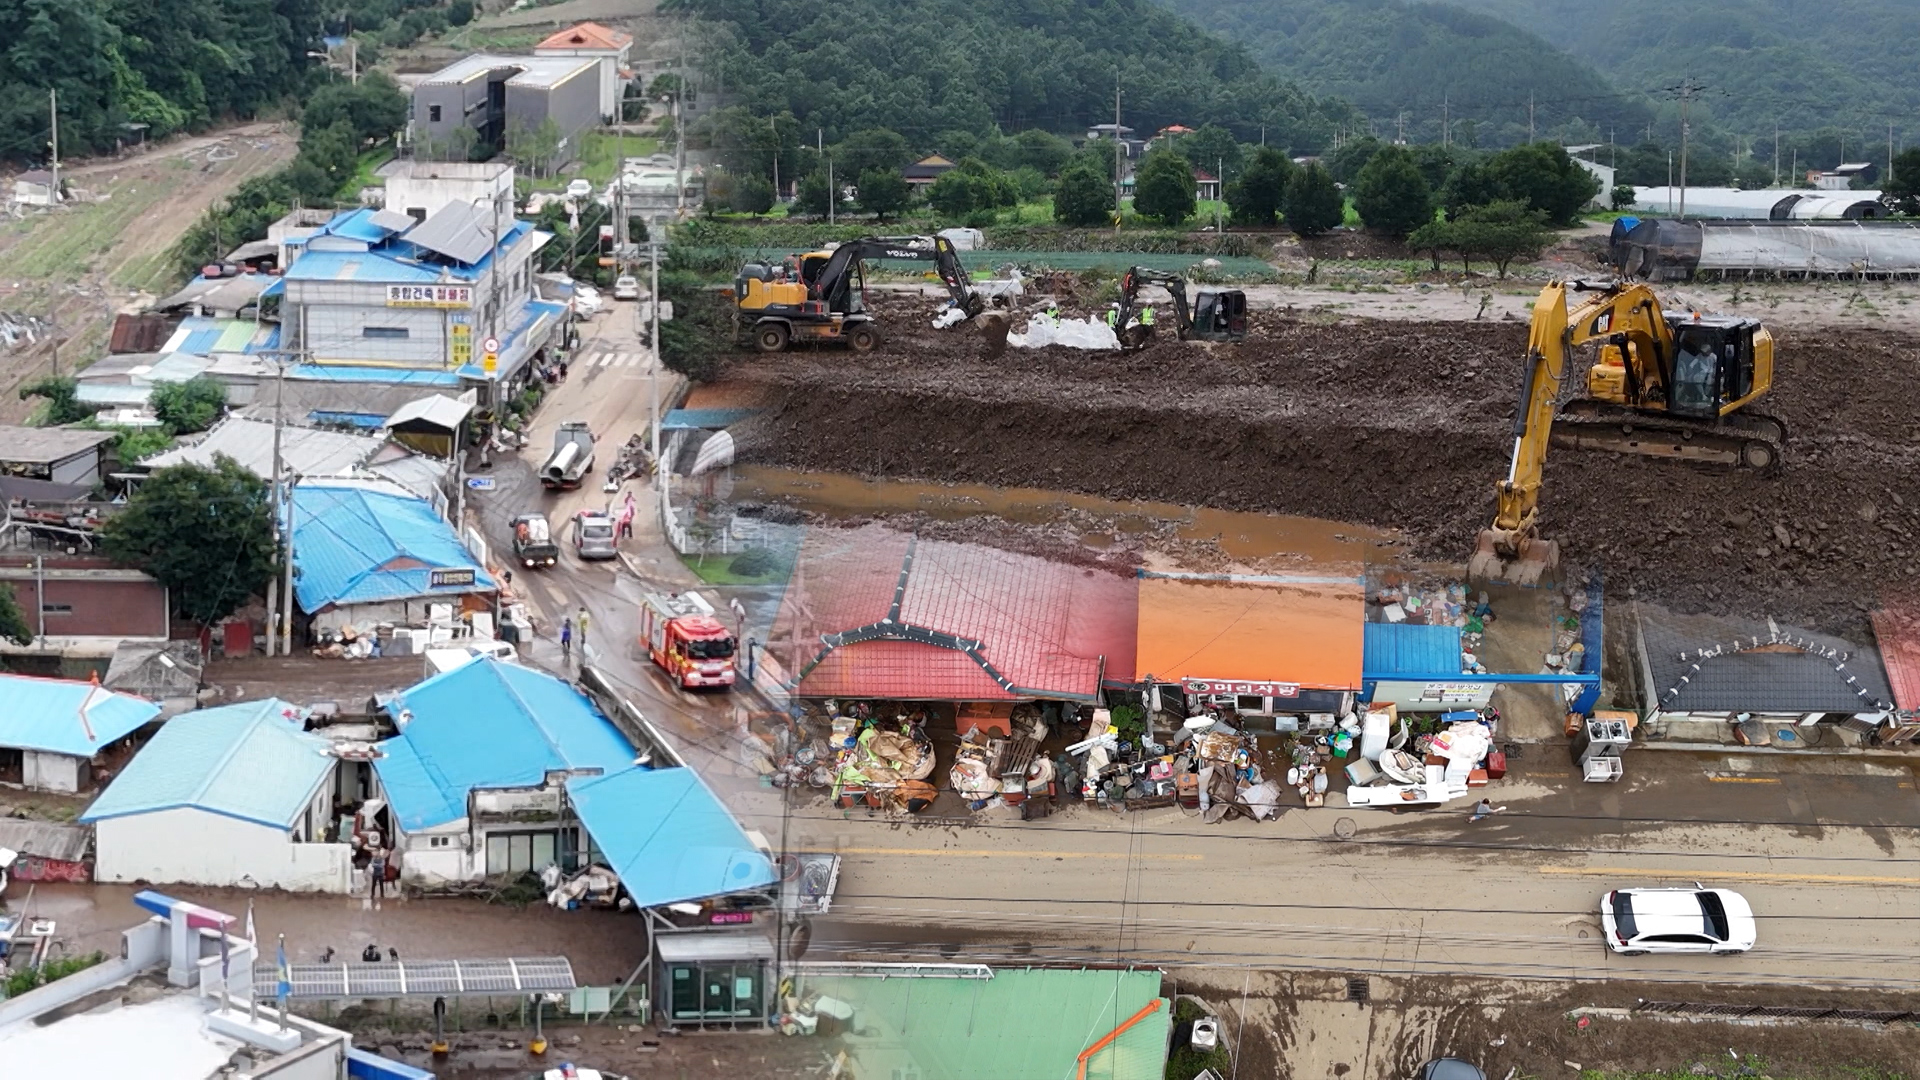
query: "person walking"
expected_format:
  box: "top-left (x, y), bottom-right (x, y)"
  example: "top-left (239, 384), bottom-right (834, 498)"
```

top-left (560, 617), bottom-right (573, 661)
top-left (577, 607), bottom-right (591, 650)
top-left (1468, 798), bottom-right (1507, 823)
top-left (368, 844), bottom-right (388, 907)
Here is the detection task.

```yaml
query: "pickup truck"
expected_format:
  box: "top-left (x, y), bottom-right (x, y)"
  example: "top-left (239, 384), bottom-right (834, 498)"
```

top-left (511, 513), bottom-right (559, 567)
top-left (541, 421), bottom-right (595, 490)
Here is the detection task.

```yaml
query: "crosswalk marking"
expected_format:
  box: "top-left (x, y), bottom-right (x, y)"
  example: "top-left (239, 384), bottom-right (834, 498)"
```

top-left (580, 351), bottom-right (650, 369)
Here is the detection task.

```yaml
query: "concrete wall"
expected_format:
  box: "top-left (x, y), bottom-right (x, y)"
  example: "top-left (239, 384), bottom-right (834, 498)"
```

top-left (94, 807), bottom-right (354, 893)
top-left (412, 79), bottom-right (490, 156)
top-left (305, 304), bottom-right (449, 366)
top-left (534, 47), bottom-right (627, 118)
top-left (0, 564), bottom-right (169, 639)
top-left (508, 65), bottom-right (600, 165)
top-left (394, 820), bottom-right (475, 883)
top-left (383, 166), bottom-right (513, 220)
top-left (48, 448), bottom-right (104, 487)
top-left (23, 750), bottom-right (85, 793)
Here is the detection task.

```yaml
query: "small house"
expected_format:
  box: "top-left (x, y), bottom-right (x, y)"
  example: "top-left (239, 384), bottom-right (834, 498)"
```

top-left (533, 22), bottom-right (634, 121)
top-left (1193, 167), bottom-right (1221, 202)
top-left (0, 425), bottom-right (115, 487)
top-left (902, 154), bottom-right (957, 190)
top-left (82, 699), bottom-right (354, 892)
top-left (0, 674), bottom-right (159, 793)
top-left (287, 482), bottom-right (494, 636)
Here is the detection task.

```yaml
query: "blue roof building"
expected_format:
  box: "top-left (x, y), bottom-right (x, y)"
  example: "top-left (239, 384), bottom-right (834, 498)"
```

top-left (288, 482), bottom-right (494, 626)
top-left (373, 659), bottom-right (771, 907)
top-left (80, 699), bottom-right (352, 892)
top-left (0, 674), bottom-right (159, 794)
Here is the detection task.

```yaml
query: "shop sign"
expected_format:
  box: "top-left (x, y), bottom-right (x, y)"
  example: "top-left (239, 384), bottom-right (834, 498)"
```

top-left (387, 284), bottom-right (473, 308)
top-left (428, 567), bottom-right (477, 589)
top-left (1416, 683), bottom-right (1488, 703)
top-left (708, 911), bottom-right (754, 925)
top-left (1181, 679), bottom-right (1301, 698)
top-left (450, 318), bottom-right (472, 367)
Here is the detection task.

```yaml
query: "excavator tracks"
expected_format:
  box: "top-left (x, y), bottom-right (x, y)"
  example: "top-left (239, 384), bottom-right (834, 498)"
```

top-left (1551, 399), bottom-right (1787, 471)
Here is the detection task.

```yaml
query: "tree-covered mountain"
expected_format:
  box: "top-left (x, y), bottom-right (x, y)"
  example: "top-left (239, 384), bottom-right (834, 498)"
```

top-left (664, 0), bottom-right (1361, 153)
top-left (1163, 0), bottom-right (1651, 148)
top-left (1440, 0), bottom-right (1920, 144)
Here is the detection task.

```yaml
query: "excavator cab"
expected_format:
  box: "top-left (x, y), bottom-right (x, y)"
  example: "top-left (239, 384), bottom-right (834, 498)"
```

top-left (1191, 289), bottom-right (1249, 343)
top-left (1661, 313), bottom-right (1763, 418)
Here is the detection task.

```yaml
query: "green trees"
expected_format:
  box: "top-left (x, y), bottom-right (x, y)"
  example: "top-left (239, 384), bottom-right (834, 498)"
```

top-left (102, 458), bottom-right (277, 628)
top-left (856, 168), bottom-right (912, 221)
top-left (1283, 163), bottom-right (1343, 236)
top-left (1351, 145), bottom-right (1432, 237)
top-left (150, 377), bottom-right (226, 435)
top-left (301, 75), bottom-right (408, 148)
top-left (927, 158), bottom-right (1016, 219)
top-left (792, 171), bottom-right (840, 218)
top-left (1610, 184), bottom-right (1637, 212)
top-left (1132, 150), bottom-right (1196, 225)
top-left (834, 128), bottom-right (912, 181)
top-left (1483, 143), bottom-right (1599, 225)
top-left (0, 583), bottom-right (30, 646)
top-left (1407, 200), bottom-right (1549, 278)
top-left (18, 376), bottom-right (90, 425)
top-left (1172, 124), bottom-right (1242, 182)
top-left (1053, 161), bottom-right (1113, 226)
top-left (1438, 161), bottom-right (1501, 219)
top-left (1007, 129), bottom-right (1073, 176)
top-left (1227, 146), bottom-right (1294, 226)
top-left (1884, 148), bottom-right (1920, 215)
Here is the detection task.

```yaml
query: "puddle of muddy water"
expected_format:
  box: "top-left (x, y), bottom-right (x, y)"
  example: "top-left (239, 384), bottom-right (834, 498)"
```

top-left (732, 466), bottom-right (1405, 566)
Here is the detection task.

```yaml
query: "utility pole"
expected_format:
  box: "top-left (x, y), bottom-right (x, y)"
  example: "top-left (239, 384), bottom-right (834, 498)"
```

top-left (1259, 124), bottom-right (1265, 147)
top-left (47, 89), bottom-right (58, 201)
top-left (1677, 77), bottom-right (1696, 218)
top-left (265, 359), bottom-right (286, 656)
top-left (1113, 70), bottom-right (1124, 218)
top-left (1774, 125), bottom-right (1780, 187)
top-left (1609, 126), bottom-right (1616, 169)
top-left (1528, 91), bottom-right (1535, 143)
top-left (281, 475), bottom-right (295, 656)
top-left (1215, 156), bottom-right (1223, 233)
top-left (649, 222), bottom-right (661, 467)
top-left (1889, 122), bottom-right (1896, 187)
top-left (1442, 97), bottom-right (1450, 149)
top-left (1396, 111), bottom-right (1405, 145)
top-left (826, 153), bottom-right (834, 225)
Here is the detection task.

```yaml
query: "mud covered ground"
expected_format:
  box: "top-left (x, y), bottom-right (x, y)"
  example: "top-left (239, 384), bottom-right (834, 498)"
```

top-left (723, 295), bottom-right (1920, 636)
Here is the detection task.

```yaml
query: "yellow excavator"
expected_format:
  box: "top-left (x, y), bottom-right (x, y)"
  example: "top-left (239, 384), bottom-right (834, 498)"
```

top-left (730, 234), bottom-right (1005, 352)
top-left (1471, 279), bottom-right (1784, 584)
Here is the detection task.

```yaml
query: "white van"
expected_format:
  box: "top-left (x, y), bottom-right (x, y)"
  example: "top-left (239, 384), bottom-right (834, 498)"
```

top-left (422, 640), bottom-right (519, 679)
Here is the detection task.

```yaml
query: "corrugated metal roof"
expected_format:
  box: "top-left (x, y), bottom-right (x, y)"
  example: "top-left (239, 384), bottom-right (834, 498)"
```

top-left (164, 317), bottom-right (273, 357)
top-left (1363, 623), bottom-right (1464, 677)
top-left (779, 525), bottom-right (1136, 701)
top-left (1136, 574), bottom-right (1364, 689)
top-left (283, 249), bottom-right (451, 284)
top-left (289, 484), bottom-right (493, 610)
top-left (79, 699), bottom-right (332, 830)
top-left (0, 425), bottom-right (116, 466)
top-left (566, 767), bottom-right (775, 907)
top-left (323, 208), bottom-right (403, 243)
top-left (0, 819), bottom-right (90, 862)
top-left (0, 673), bottom-right (158, 756)
top-left (405, 201), bottom-right (495, 265)
top-left (386, 394), bottom-right (472, 431)
top-left (797, 968), bottom-right (1168, 1080)
top-left (1640, 605), bottom-right (1895, 714)
top-left (1871, 608), bottom-right (1920, 713)
top-left (375, 659), bottom-right (638, 831)
top-left (146, 417), bottom-right (380, 479)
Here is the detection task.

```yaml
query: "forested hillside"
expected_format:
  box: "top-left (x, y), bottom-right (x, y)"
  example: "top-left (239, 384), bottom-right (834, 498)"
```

top-left (1442, 0), bottom-right (1920, 139)
top-left (664, 0), bottom-right (1360, 152)
top-left (1165, 0), bottom-right (1650, 148)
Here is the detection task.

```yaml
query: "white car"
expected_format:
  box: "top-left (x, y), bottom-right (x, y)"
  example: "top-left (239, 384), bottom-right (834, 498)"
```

top-left (613, 275), bottom-right (640, 301)
top-left (572, 283), bottom-right (603, 318)
top-left (1601, 886), bottom-right (1756, 955)
top-left (565, 178), bottom-right (594, 199)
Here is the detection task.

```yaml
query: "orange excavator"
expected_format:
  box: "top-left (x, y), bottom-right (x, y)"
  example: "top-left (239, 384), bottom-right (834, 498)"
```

top-left (1471, 279), bottom-right (1785, 584)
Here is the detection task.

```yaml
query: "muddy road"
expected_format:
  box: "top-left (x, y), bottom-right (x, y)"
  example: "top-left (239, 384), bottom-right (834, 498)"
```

top-left (723, 296), bottom-right (1920, 635)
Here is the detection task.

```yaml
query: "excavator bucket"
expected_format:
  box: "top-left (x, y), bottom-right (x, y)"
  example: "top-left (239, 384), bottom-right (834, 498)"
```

top-left (1470, 530), bottom-right (1560, 587)
top-left (974, 310), bottom-right (1011, 357)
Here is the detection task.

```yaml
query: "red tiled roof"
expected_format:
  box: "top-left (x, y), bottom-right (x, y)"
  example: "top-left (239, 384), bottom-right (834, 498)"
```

top-left (534, 22), bottom-right (632, 51)
top-left (778, 524), bottom-right (1136, 701)
top-left (1193, 168), bottom-right (1218, 183)
top-left (1872, 607), bottom-right (1920, 712)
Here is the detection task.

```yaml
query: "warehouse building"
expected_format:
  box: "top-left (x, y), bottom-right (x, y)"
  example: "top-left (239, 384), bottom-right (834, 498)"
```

top-left (411, 53), bottom-right (600, 165)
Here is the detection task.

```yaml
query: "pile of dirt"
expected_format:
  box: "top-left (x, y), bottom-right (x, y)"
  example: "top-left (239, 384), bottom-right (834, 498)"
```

top-left (724, 294), bottom-right (1920, 635)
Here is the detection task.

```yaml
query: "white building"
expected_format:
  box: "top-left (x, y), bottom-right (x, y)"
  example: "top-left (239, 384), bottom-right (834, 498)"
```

top-left (82, 699), bottom-right (356, 893)
top-left (382, 160), bottom-right (515, 223)
top-left (0, 674), bottom-right (158, 794)
top-left (534, 22), bottom-right (634, 121)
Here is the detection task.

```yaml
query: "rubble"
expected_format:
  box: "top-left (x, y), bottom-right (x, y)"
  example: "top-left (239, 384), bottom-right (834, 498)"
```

top-left (728, 295), bottom-right (1920, 635)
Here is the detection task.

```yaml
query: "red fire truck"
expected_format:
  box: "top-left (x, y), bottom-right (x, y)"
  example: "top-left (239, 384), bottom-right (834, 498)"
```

top-left (639, 591), bottom-right (737, 689)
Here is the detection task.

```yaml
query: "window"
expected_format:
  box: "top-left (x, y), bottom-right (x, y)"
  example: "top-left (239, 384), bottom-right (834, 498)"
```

top-left (40, 603), bottom-right (71, 615)
top-left (485, 830), bottom-right (557, 875)
top-left (1696, 891), bottom-right (1729, 940)
top-left (429, 104), bottom-right (443, 122)
top-left (1609, 892), bottom-right (1637, 940)
top-left (429, 836), bottom-right (452, 849)
top-left (363, 326), bottom-right (410, 339)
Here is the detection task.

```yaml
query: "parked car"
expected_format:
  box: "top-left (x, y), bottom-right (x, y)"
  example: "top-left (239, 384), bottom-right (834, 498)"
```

top-left (1601, 886), bottom-right (1756, 955)
top-left (572, 283), bottom-right (604, 319)
top-left (1417, 1061), bottom-right (1485, 1080)
top-left (573, 509), bottom-right (618, 560)
top-left (565, 178), bottom-right (594, 199)
top-left (613, 275), bottom-right (640, 301)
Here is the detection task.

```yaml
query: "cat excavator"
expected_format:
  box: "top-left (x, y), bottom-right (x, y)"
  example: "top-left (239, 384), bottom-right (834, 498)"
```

top-left (731, 234), bottom-right (1006, 352)
top-left (1471, 279), bottom-right (1784, 584)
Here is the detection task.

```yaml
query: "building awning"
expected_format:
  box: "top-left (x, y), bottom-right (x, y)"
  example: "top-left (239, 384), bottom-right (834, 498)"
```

top-left (1134, 572), bottom-right (1364, 690)
top-left (656, 932), bottom-right (776, 963)
top-left (566, 766), bottom-right (775, 908)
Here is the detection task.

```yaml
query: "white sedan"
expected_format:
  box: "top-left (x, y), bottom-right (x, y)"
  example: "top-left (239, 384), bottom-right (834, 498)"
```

top-left (612, 275), bottom-right (641, 301)
top-left (1601, 886), bottom-right (1756, 955)
top-left (572, 283), bottom-right (604, 318)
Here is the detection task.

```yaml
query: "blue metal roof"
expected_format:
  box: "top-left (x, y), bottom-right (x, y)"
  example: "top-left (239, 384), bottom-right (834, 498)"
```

top-left (284, 250), bottom-right (452, 284)
top-left (308, 410), bottom-right (390, 428)
top-left (324, 208), bottom-right (401, 244)
top-left (662, 408), bottom-right (755, 432)
top-left (288, 366), bottom-right (463, 385)
top-left (567, 767), bottom-right (776, 907)
top-left (374, 659), bottom-right (640, 831)
top-left (289, 484), bottom-right (494, 611)
top-left (1362, 623), bottom-right (1464, 677)
top-left (0, 675), bottom-right (158, 757)
top-left (79, 699), bottom-right (332, 830)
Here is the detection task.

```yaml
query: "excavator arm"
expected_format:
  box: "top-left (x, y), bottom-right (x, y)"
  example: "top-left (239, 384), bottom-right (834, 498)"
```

top-left (1116, 266), bottom-right (1195, 346)
top-left (811, 235), bottom-right (984, 320)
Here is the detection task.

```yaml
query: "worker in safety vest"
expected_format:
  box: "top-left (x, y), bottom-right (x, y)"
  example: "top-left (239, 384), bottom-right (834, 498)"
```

top-left (1104, 305), bottom-right (1120, 328)
top-left (1139, 306), bottom-right (1156, 327)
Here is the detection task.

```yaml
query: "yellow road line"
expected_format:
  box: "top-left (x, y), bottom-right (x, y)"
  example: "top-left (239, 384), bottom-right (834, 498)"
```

top-left (838, 846), bottom-right (1204, 862)
top-left (1541, 866), bottom-right (1920, 886)
top-left (1707, 776), bottom-right (1781, 784)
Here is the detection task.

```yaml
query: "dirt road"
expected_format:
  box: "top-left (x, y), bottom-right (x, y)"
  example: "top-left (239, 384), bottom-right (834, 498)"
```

top-left (0, 123), bottom-right (295, 421)
top-left (724, 295), bottom-right (1920, 636)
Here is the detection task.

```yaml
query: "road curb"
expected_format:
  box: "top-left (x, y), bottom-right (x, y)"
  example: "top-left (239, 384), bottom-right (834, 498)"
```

top-left (1631, 739), bottom-right (1920, 760)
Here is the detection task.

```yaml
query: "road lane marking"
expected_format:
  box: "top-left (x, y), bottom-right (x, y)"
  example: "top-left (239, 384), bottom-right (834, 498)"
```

top-left (1541, 866), bottom-right (1920, 886)
top-left (1708, 775), bottom-right (1782, 784)
top-left (839, 846), bottom-right (1203, 862)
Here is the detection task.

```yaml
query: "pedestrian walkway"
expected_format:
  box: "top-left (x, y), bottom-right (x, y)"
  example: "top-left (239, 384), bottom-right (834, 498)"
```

top-left (577, 347), bottom-right (653, 369)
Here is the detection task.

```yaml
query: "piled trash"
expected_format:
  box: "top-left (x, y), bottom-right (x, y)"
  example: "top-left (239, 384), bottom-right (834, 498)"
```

top-left (1372, 578), bottom-right (1490, 673)
top-left (1006, 313), bottom-right (1119, 350)
top-left (1341, 702), bottom-right (1506, 809)
top-left (540, 863), bottom-right (629, 911)
top-left (767, 700), bottom-right (939, 814)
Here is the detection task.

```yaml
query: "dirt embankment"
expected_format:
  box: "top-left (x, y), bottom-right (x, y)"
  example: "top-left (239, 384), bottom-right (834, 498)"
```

top-left (723, 296), bottom-right (1920, 635)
